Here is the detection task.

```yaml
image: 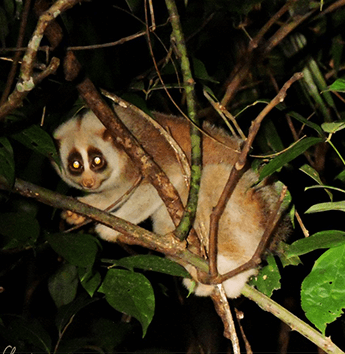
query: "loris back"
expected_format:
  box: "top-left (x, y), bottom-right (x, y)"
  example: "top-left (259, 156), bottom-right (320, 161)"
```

top-left (53, 105), bottom-right (283, 298)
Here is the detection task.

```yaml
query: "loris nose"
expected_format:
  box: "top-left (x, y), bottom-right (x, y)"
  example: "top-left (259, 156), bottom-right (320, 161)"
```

top-left (82, 178), bottom-right (95, 188)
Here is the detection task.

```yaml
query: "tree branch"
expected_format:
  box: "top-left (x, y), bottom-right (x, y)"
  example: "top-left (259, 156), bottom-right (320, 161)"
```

top-left (4, 178), bottom-right (208, 272)
top-left (0, 0), bottom-right (82, 120)
top-left (241, 285), bottom-right (345, 354)
top-left (209, 72), bottom-right (303, 278)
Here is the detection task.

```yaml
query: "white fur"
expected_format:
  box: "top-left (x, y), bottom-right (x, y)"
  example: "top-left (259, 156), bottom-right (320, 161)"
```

top-left (183, 255), bottom-right (257, 298)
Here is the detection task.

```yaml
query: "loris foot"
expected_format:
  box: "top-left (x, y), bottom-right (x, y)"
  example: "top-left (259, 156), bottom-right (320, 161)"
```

top-left (62, 210), bottom-right (87, 225)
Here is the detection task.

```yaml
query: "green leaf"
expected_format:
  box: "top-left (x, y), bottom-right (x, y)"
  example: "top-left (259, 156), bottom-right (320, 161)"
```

top-left (305, 201), bottom-right (345, 214)
top-left (55, 294), bottom-right (98, 333)
top-left (0, 212), bottom-right (39, 249)
top-left (192, 57), bottom-right (219, 83)
top-left (301, 245), bottom-right (345, 334)
top-left (0, 137), bottom-right (15, 188)
top-left (286, 111), bottom-right (323, 136)
top-left (259, 137), bottom-right (323, 180)
top-left (335, 169), bottom-right (345, 182)
top-left (287, 230), bottom-right (345, 257)
top-left (325, 78), bottom-right (345, 93)
top-left (300, 164), bottom-right (332, 200)
top-left (91, 318), bottom-right (133, 352)
top-left (78, 267), bottom-right (102, 297)
top-left (99, 269), bottom-right (155, 337)
top-left (261, 119), bottom-right (284, 152)
top-left (46, 233), bottom-right (100, 267)
top-left (0, 315), bottom-right (51, 353)
top-left (11, 124), bottom-right (60, 165)
top-left (321, 121), bottom-right (345, 134)
top-left (112, 255), bottom-right (190, 278)
top-left (276, 241), bottom-right (301, 267)
top-left (249, 255), bottom-right (281, 297)
top-left (48, 263), bottom-right (79, 307)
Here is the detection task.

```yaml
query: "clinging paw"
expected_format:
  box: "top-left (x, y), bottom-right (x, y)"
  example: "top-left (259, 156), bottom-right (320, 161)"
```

top-left (62, 210), bottom-right (87, 225)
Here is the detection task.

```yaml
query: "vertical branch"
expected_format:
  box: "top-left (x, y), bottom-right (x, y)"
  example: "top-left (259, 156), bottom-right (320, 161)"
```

top-left (164, 0), bottom-right (202, 241)
top-left (209, 73), bottom-right (304, 277)
top-left (0, 0), bottom-right (32, 105)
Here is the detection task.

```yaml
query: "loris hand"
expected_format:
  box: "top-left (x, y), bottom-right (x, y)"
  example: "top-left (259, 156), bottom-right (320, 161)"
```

top-left (62, 210), bottom-right (87, 225)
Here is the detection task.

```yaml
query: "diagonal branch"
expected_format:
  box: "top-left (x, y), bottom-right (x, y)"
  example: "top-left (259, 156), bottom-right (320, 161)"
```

top-left (3, 178), bottom-right (208, 272)
top-left (0, 0), bottom-right (83, 121)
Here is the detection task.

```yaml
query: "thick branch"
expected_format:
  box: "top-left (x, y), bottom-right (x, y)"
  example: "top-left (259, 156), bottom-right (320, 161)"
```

top-left (31, 0), bottom-right (186, 230)
top-left (4, 178), bottom-right (207, 272)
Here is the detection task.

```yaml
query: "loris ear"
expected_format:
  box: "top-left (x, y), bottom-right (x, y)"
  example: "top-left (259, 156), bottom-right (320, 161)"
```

top-left (102, 128), bottom-right (113, 142)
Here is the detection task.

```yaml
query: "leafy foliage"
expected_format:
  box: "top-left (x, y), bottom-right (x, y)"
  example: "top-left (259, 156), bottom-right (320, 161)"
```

top-left (301, 245), bottom-right (345, 334)
top-left (1, 0), bottom-right (345, 352)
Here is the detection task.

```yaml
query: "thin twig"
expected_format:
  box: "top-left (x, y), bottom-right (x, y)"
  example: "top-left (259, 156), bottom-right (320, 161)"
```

top-left (221, 2), bottom-right (313, 107)
top-left (164, 0), bottom-right (202, 241)
top-left (209, 72), bottom-right (303, 278)
top-left (0, 0), bottom-right (32, 105)
top-left (214, 186), bottom-right (287, 284)
top-left (0, 0), bottom-right (82, 120)
top-left (0, 57), bottom-right (60, 119)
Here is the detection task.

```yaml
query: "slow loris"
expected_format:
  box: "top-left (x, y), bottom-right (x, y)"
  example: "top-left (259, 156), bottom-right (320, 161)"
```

top-left (53, 105), bottom-right (285, 298)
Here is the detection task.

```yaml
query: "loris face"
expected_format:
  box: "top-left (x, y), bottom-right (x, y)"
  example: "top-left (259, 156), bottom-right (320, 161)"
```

top-left (53, 111), bottom-right (124, 193)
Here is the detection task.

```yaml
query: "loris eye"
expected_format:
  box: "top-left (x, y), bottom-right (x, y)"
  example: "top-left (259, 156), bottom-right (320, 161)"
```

top-left (88, 147), bottom-right (107, 172)
top-left (91, 156), bottom-right (105, 170)
top-left (72, 160), bottom-right (82, 170)
top-left (93, 156), bottom-right (102, 166)
top-left (67, 150), bottom-right (84, 175)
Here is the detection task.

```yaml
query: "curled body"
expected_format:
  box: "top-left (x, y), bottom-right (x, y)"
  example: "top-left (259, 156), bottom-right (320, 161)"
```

top-left (53, 105), bottom-right (284, 298)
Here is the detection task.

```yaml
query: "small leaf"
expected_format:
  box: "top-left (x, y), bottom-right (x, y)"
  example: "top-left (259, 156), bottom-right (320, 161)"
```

top-left (276, 242), bottom-right (301, 267)
top-left (286, 111), bottom-right (323, 136)
top-left (321, 121), bottom-right (345, 134)
top-left (91, 318), bottom-right (133, 351)
top-left (249, 255), bottom-right (281, 297)
top-left (99, 269), bottom-right (155, 337)
top-left (48, 263), bottom-right (78, 307)
top-left (301, 245), bottom-right (345, 334)
top-left (259, 137), bottom-right (323, 180)
top-left (192, 57), bottom-right (219, 83)
top-left (262, 119), bottom-right (284, 152)
top-left (300, 164), bottom-right (332, 200)
top-left (0, 137), bottom-right (15, 188)
top-left (46, 233), bottom-right (100, 267)
top-left (287, 230), bottom-right (345, 257)
top-left (0, 315), bottom-right (51, 353)
top-left (335, 170), bottom-right (345, 182)
top-left (55, 294), bottom-right (98, 333)
top-left (112, 255), bottom-right (190, 278)
top-left (305, 201), bottom-right (345, 214)
top-left (0, 212), bottom-right (39, 249)
top-left (78, 267), bottom-right (102, 297)
top-left (325, 78), bottom-right (345, 93)
top-left (12, 124), bottom-right (60, 165)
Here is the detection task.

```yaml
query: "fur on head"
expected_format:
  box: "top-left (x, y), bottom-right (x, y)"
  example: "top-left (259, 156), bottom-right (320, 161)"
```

top-left (53, 111), bottom-right (127, 192)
